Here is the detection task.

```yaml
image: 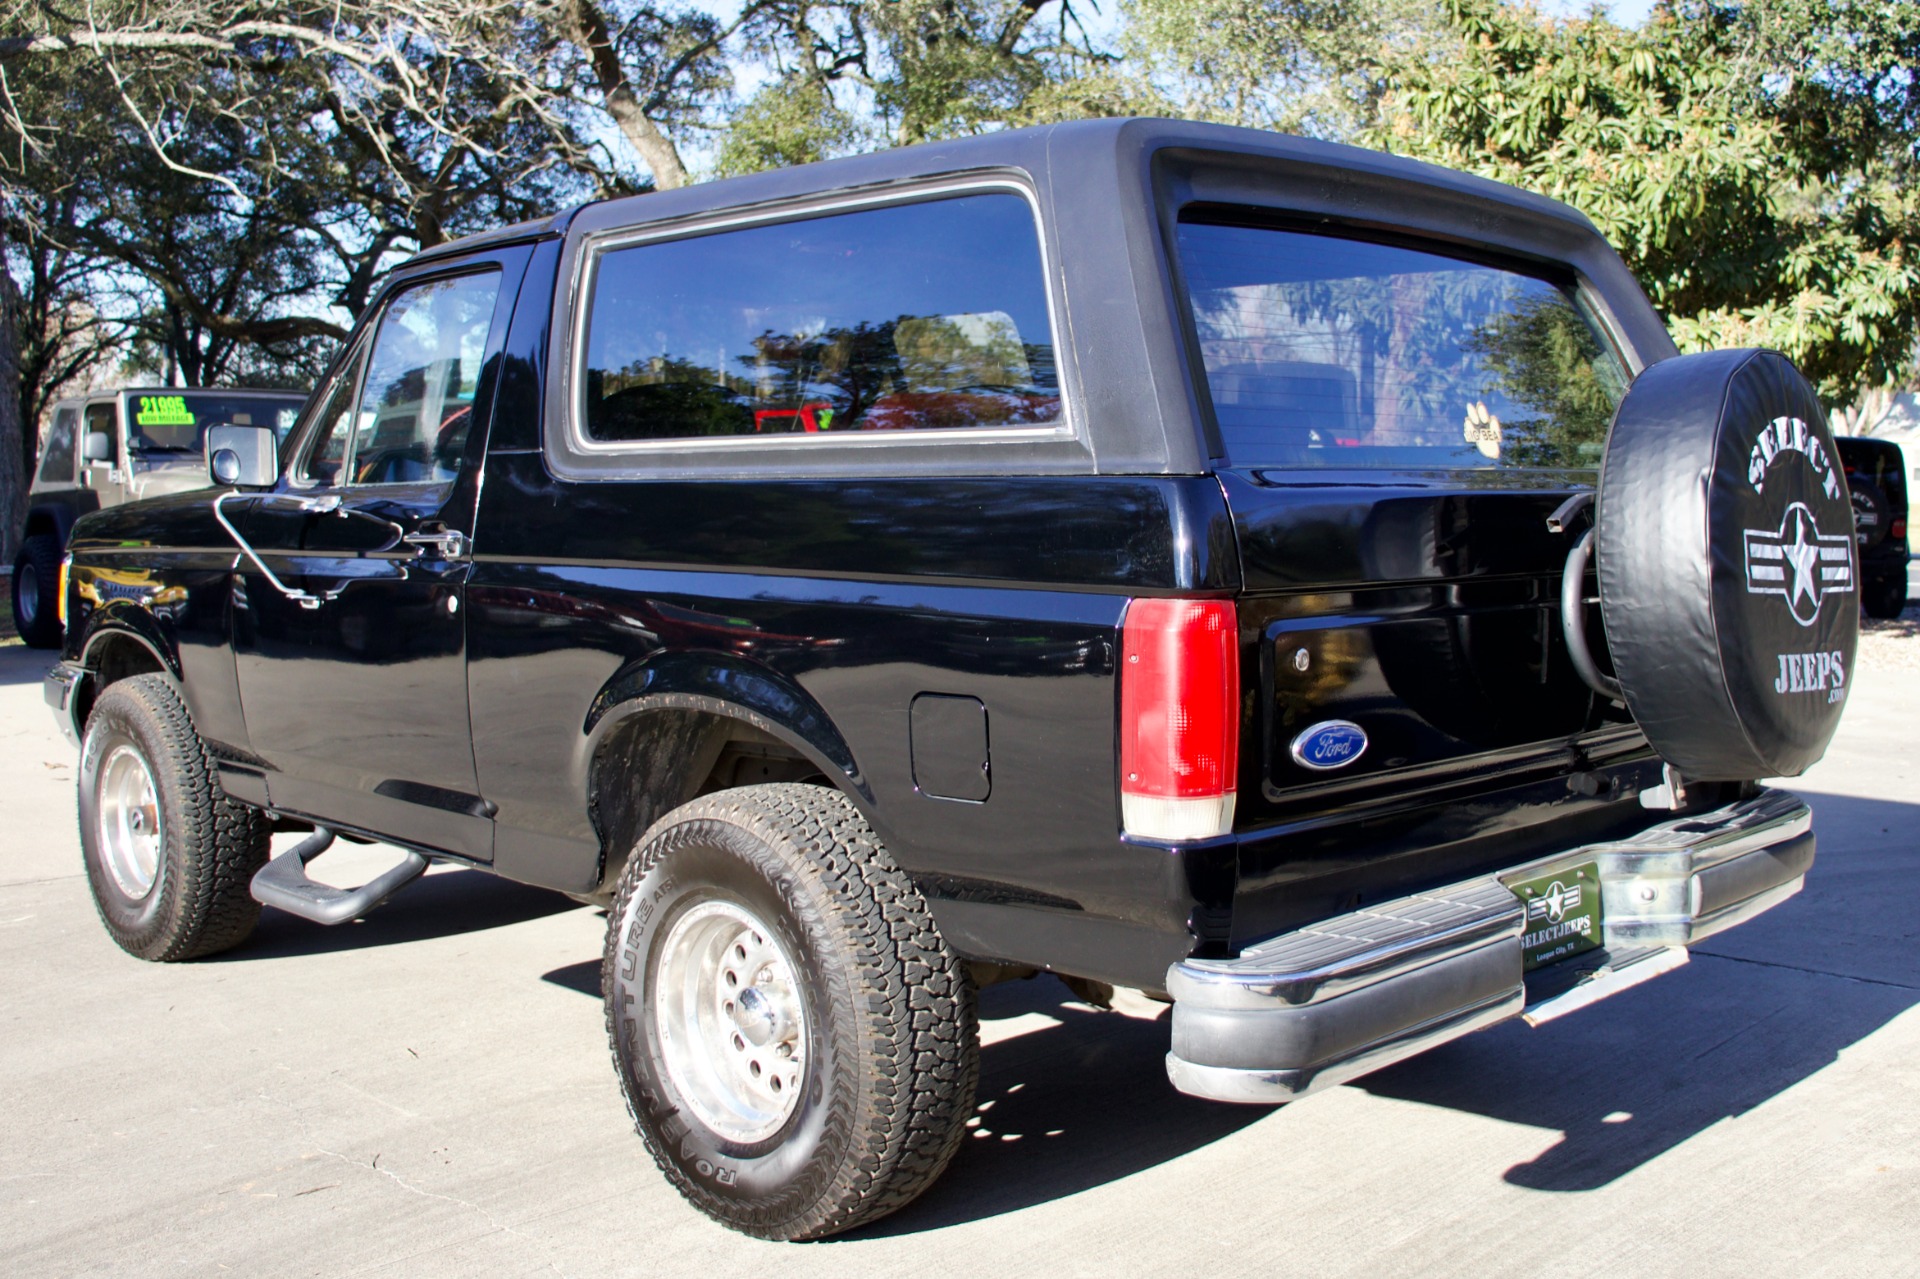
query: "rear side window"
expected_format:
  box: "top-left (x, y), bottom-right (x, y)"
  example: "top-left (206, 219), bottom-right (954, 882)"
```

top-left (1175, 218), bottom-right (1630, 469)
top-left (38, 407), bottom-right (78, 483)
top-left (579, 193), bottom-right (1061, 444)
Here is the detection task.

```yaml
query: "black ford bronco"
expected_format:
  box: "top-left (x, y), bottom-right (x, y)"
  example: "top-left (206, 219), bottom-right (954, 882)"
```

top-left (46, 120), bottom-right (1855, 1240)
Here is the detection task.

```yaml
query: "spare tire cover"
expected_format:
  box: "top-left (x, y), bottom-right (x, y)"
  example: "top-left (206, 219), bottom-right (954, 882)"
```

top-left (1849, 476), bottom-right (1891, 549)
top-left (1596, 349), bottom-right (1858, 780)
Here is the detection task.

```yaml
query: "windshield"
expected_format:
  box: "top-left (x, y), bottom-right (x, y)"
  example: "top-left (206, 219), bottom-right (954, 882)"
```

top-left (126, 392), bottom-right (306, 453)
top-left (1175, 218), bottom-right (1631, 469)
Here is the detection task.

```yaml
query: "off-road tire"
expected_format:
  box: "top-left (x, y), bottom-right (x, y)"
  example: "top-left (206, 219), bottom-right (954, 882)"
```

top-left (604, 783), bottom-right (978, 1241)
top-left (1848, 477), bottom-right (1892, 550)
top-left (1864, 573), bottom-right (1908, 620)
top-left (11, 533), bottom-right (62, 649)
top-left (78, 674), bottom-right (271, 960)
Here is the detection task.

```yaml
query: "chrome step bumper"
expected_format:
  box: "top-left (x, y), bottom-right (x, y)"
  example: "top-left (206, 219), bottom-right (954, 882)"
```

top-left (1166, 789), bottom-right (1813, 1104)
top-left (44, 659), bottom-right (87, 747)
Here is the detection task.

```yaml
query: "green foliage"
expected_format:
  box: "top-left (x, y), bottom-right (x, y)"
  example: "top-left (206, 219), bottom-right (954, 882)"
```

top-left (713, 78), bottom-right (869, 177)
top-left (1121, 0), bottom-right (1438, 137)
top-left (1365, 0), bottom-right (1920, 402)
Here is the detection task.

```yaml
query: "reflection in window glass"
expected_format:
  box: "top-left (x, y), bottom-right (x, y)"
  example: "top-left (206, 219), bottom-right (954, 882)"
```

top-left (39, 408), bottom-right (78, 483)
top-left (581, 193), bottom-right (1061, 442)
top-left (301, 352), bottom-right (366, 486)
top-left (1176, 220), bottom-right (1630, 469)
top-left (347, 271), bottom-right (500, 485)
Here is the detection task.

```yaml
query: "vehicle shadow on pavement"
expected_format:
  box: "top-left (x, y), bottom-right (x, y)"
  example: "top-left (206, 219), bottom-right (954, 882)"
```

top-left (538, 963), bottom-right (1271, 1233)
top-left (855, 976), bottom-right (1267, 1236)
top-left (228, 868), bottom-right (584, 960)
top-left (1356, 788), bottom-right (1920, 1193)
top-left (0, 645), bottom-right (56, 687)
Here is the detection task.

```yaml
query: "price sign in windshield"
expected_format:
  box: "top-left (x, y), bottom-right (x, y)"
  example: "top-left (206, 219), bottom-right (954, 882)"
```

top-left (136, 395), bottom-right (196, 427)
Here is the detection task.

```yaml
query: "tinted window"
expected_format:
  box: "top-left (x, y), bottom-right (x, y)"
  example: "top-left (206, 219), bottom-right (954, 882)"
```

top-left (1838, 439), bottom-right (1908, 512)
top-left (127, 393), bottom-right (305, 454)
top-left (581, 193), bottom-right (1061, 443)
top-left (1176, 220), bottom-right (1630, 469)
top-left (38, 407), bottom-right (78, 483)
top-left (341, 272), bottom-right (500, 485)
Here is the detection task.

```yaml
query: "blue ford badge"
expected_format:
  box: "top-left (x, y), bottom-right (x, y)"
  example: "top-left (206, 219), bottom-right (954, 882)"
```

top-left (1289, 720), bottom-right (1368, 771)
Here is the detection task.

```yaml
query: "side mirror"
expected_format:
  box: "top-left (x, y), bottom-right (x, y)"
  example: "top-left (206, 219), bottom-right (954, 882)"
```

top-left (83, 431), bottom-right (112, 463)
top-left (206, 424), bottom-right (280, 489)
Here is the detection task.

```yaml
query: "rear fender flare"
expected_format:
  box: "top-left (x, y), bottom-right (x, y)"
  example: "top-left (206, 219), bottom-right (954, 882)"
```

top-left (584, 649), bottom-right (869, 806)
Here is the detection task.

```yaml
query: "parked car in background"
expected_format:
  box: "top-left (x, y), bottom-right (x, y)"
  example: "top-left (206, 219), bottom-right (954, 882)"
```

top-left (13, 387), bottom-right (307, 646)
top-left (1836, 435), bottom-right (1910, 618)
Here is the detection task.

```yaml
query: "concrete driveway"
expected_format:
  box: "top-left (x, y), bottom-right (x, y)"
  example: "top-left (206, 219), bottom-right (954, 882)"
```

top-left (2, 642), bottom-right (1916, 1277)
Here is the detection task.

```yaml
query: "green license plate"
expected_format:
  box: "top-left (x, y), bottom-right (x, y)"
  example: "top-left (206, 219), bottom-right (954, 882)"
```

top-left (1510, 862), bottom-right (1603, 971)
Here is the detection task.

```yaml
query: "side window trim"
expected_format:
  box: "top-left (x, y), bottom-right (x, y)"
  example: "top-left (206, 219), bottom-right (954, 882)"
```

top-left (563, 177), bottom-right (1078, 459)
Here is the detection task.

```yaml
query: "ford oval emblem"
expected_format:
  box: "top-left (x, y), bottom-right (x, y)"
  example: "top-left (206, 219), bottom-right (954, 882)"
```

top-left (1289, 720), bottom-right (1368, 771)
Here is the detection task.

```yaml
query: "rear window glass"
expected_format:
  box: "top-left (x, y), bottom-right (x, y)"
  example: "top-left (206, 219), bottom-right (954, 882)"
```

top-left (1837, 439), bottom-right (1908, 512)
top-left (580, 193), bottom-right (1061, 443)
top-left (127, 393), bottom-right (305, 454)
top-left (1175, 219), bottom-right (1630, 469)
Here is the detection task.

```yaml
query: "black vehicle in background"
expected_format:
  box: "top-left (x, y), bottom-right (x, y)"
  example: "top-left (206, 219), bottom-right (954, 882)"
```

top-left (1837, 435), bottom-right (1910, 618)
top-left (13, 387), bottom-right (307, 646)
top-left (43, 120), bottom-right (1854, 1240)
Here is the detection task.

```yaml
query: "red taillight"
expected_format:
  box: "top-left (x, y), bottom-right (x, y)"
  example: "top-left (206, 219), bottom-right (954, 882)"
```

top-left (1119, 597), bottom-right (1239, 840)
top-left (1892, 517), bottom-right (1907, 543)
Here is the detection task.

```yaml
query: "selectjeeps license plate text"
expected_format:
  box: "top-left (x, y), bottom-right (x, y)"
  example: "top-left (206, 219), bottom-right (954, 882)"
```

top-left (1510, 862), bottom-right (1604, 971)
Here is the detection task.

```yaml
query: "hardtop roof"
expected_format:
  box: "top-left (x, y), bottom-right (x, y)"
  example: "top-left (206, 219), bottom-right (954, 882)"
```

top-left (415, 117), bottom-right (1602, 262)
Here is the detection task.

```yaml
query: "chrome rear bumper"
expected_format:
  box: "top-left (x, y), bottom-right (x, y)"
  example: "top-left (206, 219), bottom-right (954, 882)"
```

top-left (1166, 789), bottom-right (1813, 1104)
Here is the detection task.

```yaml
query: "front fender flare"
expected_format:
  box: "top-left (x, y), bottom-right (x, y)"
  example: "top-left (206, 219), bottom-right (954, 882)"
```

top-left (76, 604), bottom-right (180, 682)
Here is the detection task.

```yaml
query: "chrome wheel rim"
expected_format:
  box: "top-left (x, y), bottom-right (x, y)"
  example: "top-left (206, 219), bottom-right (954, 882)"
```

top-left (15, 562), bottom-right (36, 627)
top-left (653, 899), bottom-right (807, 1144)
top-left (97, 744), bottom-right (162, 899)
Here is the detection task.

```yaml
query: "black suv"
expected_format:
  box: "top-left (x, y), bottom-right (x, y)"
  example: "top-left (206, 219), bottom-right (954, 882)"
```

top-left (1836, 435), bottom-right (1910, 617)
top-left (45, 120), bottom-right (1854, 1240)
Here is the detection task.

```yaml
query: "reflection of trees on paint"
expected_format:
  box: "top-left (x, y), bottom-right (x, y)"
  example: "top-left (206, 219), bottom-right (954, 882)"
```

top-left (588, 312), bottom-right (1061, 438)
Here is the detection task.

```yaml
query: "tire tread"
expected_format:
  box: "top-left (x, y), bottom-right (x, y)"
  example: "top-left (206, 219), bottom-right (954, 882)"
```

top-left (81, 674), bottom-right (270, 961)
top-left (603, 782), bottom-right (978, 1240)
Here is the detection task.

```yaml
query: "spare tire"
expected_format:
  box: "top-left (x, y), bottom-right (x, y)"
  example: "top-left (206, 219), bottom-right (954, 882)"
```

top-left (1848, 476), bottom-right (1891, 550)
top-left (1595, 349), bottom-right (1857, 780)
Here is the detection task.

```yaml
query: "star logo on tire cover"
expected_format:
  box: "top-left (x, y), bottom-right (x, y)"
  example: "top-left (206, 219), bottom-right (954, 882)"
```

top-left (1744, 501), bottom-right (1855, 627)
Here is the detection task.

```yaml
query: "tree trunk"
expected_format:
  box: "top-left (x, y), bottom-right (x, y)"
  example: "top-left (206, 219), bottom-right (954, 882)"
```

top-left (0, 261), bottom-right (29, 565)
top-left (559, 0), bottom-right (691, 190)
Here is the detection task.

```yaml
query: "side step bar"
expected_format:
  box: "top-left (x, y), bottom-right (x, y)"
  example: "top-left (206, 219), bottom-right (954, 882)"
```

top-left (250, 827), bottom-right (431, 925)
